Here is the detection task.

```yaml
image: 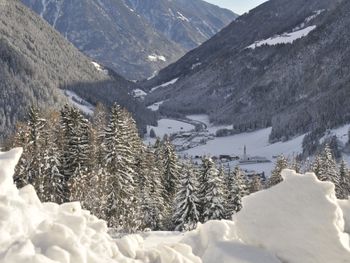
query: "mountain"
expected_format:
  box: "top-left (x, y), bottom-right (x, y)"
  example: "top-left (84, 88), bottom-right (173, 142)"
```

top-left (126, 0), bottom-right (237, 50)
top-left (21, 0), bottom-right (237, 80)
top-left (0, 0), bottom-right (155, 140)
top-left (143, 0), bottom-right (348, 142)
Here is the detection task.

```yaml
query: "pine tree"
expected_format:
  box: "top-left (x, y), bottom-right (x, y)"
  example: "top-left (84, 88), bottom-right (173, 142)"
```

top-left (312, 155), bottom-right (322, 178)
top-left (60, 106), bottom-right (92, 203)
top-left (101, 104), bottom-right (137, 231)
top-left (172, 162), bottom-right (200, 231)
top-left (268, 155), bottom-right (288, 187)
top-left (15, 106), bottom-right (47, 193)
top-left (136, 147), bottom-right (165, 230)
top-left (161, 138), bottom-right (180, 227)
top-left (338, 159), bottom-right (349, 199)
top-left (41, 112), bottom-right (65, 203)
top-left (231, 166), bottom-right (248, 214)
top-left (289, 156), bottom-right (301, 173)
top-left (249, 175), bottom-right (262, 194)
top-left (202, 159), bottom-right (225, 221)
top-left (197, 157), bottom-right (212, 222)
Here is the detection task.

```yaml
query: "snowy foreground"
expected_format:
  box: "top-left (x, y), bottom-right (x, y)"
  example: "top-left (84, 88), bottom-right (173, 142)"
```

top-left (1, 149), bottom-right (350, 263)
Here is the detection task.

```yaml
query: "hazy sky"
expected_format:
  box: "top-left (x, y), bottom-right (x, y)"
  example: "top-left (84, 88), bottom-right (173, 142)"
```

top-left (204, 0), bottom-right (268, 15)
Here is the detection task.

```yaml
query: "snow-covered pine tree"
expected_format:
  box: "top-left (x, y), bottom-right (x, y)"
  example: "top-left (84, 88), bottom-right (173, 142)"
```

top-left (101, 104), bottom-right (137, 231)
top-left (18, 106), bottom-right (47, 195)
top-left (312, 155), bottom-right (322, 178)
top-left (289, 156), bottom-right (301, 173)
top-left (59, 106), bottom-right (92, 203)
top-left (249, 175), bottom-right (262, 194)
top-left (268, 155), bottom-right (288, 188)
top-left (41, 111), bottom-right (65, 203)
top-left (172, 161), bottom-right (200, 231)
top-left (161, 138), bottom-right (180, 227)
top-left (202, 159), bottom-right (225, 221)
top-left (135, 146), bottom-right (165, 230)
top-left (197, 156), bottom-right (212, 222)
top-left (231, 166), bottom-right (248, 214)
top-left (338, 159), bottom-right (350, 199)
top-left (318, 145), bottom-right (338, 179)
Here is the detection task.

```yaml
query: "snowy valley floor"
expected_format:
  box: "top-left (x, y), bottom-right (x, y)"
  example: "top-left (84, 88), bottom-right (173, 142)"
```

top-left (145, 114), bottom-right (350, 176)
top-left (1, 148), bottom-right (350, 263)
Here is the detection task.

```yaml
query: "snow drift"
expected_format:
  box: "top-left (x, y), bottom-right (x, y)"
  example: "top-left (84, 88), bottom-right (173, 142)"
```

top-left (0, 149), bottom-right (350, 263)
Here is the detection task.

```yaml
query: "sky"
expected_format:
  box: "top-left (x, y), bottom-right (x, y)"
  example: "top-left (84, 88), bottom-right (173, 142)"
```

top-left (204, 0), bottom-right (268, 15)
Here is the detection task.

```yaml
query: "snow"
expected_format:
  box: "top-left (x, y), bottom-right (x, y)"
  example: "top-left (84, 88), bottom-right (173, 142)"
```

top-left (293, 10), bottom-right (325, 31)
top-left (235, 169), bottom-right (350, 263)
top-left (91, 61), bottom-right (108, 75)
top-left (177, 12), bottom-right (189, 22)
top-left (321, 123), bottom-right (350, 146)
top-left (1, 149), bottom-right (350, 262)
top-left (146, 119), bottom-right (195, 141)
top-left (132, 89), bottom-right (147, 99)
top-left (186, 114), bottom-right (232, 134)
top-left (191, 63), bottom-right (202, 70)
top-left (183, 127), bottom-right (304, 175)
top-left (63, 90), bottom-right (95, 115)
top-left (150, 77), bottom-right (179, 92)
top-left (147, 100), bottom-right (165, 111)
top-left (0, 148), bottom-right (200, 263)
top-left (147, 54), bottom-right (167, 62)
top-left (247, 26), bottom-right (317, 49)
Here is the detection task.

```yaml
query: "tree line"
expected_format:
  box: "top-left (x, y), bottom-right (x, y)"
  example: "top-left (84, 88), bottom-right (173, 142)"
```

top-left (5, 105), bottom-right (350, 233)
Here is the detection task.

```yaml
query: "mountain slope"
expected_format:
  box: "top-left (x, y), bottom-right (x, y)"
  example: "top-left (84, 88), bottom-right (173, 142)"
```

top-left (0, 0), bottom-right (154, 140)
top-left (143, 0), bottom-right (347, 141)
top-left (126, 0), bottom-right (237, 50)
top-left (21, 0), bottom-right (237, 80)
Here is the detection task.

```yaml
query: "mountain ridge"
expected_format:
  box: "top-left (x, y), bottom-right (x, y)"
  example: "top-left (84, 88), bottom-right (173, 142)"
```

top-left (22, 0), bottom-right (237, 80)
top-left (142, 0), bottom-right (347, 142)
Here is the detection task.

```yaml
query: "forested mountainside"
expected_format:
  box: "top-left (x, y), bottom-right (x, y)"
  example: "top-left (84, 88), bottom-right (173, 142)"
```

top-left (0, 0), bottom-right (155, 141)
top-left (143, 0), bottom-right (348, 142)
top-left (21, 0), bottom-right (237, 80)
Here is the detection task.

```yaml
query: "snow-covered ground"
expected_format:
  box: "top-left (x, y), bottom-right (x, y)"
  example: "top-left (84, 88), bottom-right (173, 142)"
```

top-left (150, 77), bottom-right (179, 92)
top-left (132, 89), bottom-right (147, 100)
top-left (1, 148), bottom-right (350, 263)
top-left (147, 100), bottom-right (165, 111)
top-left (63, 90), bottom-right (95, 115)
top-left (247, 25), bottom-right (317, 49)
top-left (145, 118), bottom-right (195, 144)
top-left (144, 115), bottom-right (305, 176)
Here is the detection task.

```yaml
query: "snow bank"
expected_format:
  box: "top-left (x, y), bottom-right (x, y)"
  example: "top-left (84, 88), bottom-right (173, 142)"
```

top-left (1, 149), bottom-right (350, 263)
top-left (0, 148), bottom-right (199, 263)
top-left (235, 169), bottom-right (350, 263)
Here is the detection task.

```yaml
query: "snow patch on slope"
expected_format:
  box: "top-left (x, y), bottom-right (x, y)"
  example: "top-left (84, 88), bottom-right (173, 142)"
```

top-left (177, 12), bottom-right (189, 22)
top-left (147, 54), bottom-right (167, 62)
top-left (91, 61), bottom-right (108, 75)
top-left (132, 89), bottom-right (147, 100)
top-left (147, 100), bottom-right (165, 111)
top-left (150, 77), bottom-right (179, 92)
top-left (247, 26), bottom-right (317, 49)
top-left (63, 90), bottom-right (95, 115)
